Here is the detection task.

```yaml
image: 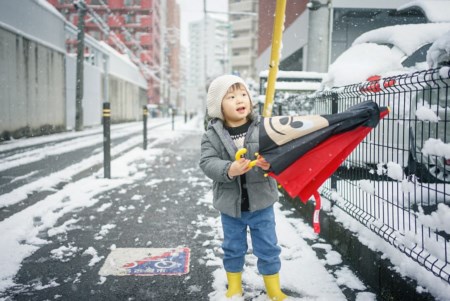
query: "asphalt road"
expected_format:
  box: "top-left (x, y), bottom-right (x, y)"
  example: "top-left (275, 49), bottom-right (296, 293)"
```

top-left (1, 119), bottom-right (378, 301)
top-left (3, 130), bottom-right (219, 300)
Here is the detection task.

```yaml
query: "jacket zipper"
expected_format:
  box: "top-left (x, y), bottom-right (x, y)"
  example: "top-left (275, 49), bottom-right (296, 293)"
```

top-left (238, 117), bottom-right (258, 215)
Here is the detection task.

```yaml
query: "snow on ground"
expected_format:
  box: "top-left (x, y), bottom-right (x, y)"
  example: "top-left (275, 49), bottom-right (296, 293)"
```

top-left (0, 118), bottom-right (190, 292)
top-left (323, 193), bottom-right (450, 301)
top-left (1, 115), bottom-right (449, 300)
top-left (196, 194), bottom-right (375, 301)
top-left (0, 119), bottom-right (170, 208)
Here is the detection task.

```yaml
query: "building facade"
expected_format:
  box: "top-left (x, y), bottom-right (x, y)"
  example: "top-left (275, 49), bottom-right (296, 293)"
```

top-left (186, 17), bottom-right (229, 114)
top-left (256, 0), bottom-right (428, 74)
top-left (229, 0), bottom-right (259, 81)
top-left (159, 0), bottom-right (181, 113)
top-left (47, 0), bottom-right (162, 104)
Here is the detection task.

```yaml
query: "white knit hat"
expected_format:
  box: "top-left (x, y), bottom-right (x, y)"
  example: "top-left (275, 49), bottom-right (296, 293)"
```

top-left (206, 74), bottom-right (251, 120)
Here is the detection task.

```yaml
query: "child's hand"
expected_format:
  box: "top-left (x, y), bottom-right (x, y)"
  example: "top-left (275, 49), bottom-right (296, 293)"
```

top-left (255, 155), bottom-right (271, 170)
top-left (228, 159), bottom-right (251, 177)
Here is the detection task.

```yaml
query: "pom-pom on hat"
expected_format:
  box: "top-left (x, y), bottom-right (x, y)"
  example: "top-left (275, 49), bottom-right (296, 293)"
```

top-left (207, 74), bottom-right (251, 120)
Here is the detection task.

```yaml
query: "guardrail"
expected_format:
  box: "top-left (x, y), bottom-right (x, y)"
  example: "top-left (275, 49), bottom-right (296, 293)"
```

top-left (284, 67), bottom-right (450, 284)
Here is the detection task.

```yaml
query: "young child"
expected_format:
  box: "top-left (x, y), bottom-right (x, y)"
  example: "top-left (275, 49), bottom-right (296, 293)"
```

top-left (199, 74), bottom-right (288, 300)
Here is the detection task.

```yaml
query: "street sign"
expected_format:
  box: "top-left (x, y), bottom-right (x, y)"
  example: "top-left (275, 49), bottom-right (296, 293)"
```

top-left (99, 247), bottom-right (190, 276)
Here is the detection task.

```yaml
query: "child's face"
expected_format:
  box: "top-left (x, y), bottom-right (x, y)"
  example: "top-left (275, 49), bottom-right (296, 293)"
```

top-left (221, 83), bottom-right (251, 127)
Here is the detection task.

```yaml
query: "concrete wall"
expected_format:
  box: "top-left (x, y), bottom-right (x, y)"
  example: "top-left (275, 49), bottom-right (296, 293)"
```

top-left (109, 75), bottom-right (147, 123)
top-left (0, 26), bottom-right (66, 138)
top-left (0, 0), bottom-right (66, 139)
top-left (0, 0), bottom-right (148, 139)
top-left (66, 54), bottom-right (147, 128)
top-left (65, 55), bottom-right (103, 130)
top-left (0, 0), bottom-right (66, 53)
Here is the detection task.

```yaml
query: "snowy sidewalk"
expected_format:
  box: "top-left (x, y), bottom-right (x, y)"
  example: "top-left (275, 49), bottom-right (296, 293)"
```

top-left (0, 116), bottom-right (375, 300)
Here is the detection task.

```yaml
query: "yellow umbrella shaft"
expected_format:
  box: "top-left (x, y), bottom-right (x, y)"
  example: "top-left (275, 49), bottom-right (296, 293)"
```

top-left (263, 0), bottom-right (287, 117)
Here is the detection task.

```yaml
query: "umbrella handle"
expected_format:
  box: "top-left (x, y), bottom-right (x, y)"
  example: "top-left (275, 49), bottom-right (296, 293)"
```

top-left (312, 191), bottom-right (321, 234)
top-left (235, 148), bottom-right (258, 168)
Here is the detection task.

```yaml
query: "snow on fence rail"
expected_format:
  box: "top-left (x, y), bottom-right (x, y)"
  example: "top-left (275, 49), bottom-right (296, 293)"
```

top-left (287, 67), bottom-right (450, 284)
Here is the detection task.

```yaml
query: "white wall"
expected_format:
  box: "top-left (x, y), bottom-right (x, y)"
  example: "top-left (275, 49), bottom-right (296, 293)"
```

top-left (65, 56), bottom-right (103, 129)
top-left (0, 0), bottom-right (66, 53)
top-left (0, 0), bottom-right (149, 138)
top-left (0, 2), bottom-right (66, 137)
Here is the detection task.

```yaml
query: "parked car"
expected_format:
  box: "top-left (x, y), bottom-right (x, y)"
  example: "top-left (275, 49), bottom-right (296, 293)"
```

top-left (320, 23), bottom-right (450, 183)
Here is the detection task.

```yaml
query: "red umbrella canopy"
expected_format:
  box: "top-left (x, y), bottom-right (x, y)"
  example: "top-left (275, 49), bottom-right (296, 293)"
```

top-left (257, 101), bottom-right (389, 233)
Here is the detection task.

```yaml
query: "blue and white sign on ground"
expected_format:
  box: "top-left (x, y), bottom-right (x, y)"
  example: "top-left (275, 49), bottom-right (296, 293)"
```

top-left (99, 247), bottom-right (190, 276)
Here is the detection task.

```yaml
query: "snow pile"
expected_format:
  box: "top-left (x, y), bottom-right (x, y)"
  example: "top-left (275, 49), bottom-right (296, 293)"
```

top-left (415, 102), bottom-right (441, 122)
top-left (47, 218), bottom-right (80, 237)
top-left (322, 23), bottom-right (450, 89)
top-left (421, 138), bottom-right (450, 159)
top-left (398, 0), bottom-right (450, 23)
top-left (417, 204), bottom-right (450, 235)
top-left (82, 247), bottom-right (104, 267)
top-left (50, 244), bottom-right (80, 262)
top-left (322, 43), bottom-right (403, 88)
top-left (353, 23), bottom-right (450, 56)
top-left (94, 224), bottom-right (116, 240)
top-left (374, 162), bottom-right (417, 195)
top-left (386, 161), bottom-right (405, 181)
top-left (359, 180), bottom-right (375, 195)
top-left (334, 267), bottom-right (366, 290)
top-left (427, 30), bottom-right (450, 68)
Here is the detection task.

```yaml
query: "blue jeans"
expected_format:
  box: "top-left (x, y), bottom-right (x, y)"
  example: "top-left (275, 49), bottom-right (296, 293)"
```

top-left (220, 205), bottom-right (281, 275)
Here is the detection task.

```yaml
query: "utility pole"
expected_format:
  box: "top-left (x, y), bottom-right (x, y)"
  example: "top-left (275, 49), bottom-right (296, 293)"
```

top-left (306, 0), bottom-right (331, 73)
top-left (75, 0), bottom-right (87, 131)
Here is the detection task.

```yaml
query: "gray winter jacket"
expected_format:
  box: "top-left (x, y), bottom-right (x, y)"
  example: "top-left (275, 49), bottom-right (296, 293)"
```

top-left (199, 116), bottom-right (279, 218)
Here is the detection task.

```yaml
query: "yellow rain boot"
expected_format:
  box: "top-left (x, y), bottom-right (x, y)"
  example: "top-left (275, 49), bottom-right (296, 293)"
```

top-left (225, 272), bottom-right (243, 298)
top-left (263, 273), bottom-right (287, 301)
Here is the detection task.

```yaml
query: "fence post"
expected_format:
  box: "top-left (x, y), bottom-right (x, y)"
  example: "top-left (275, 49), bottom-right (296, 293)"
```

top-left (331, 92), bottom-right (338, 114)
top-left (143, 105), bottom-right (148, 150)
top-left (172, 109), bottom-right (175, 131)
top-left (103, 102), bottom-right (111, 179)
top-left (330, 92), bottom-right (338, 191)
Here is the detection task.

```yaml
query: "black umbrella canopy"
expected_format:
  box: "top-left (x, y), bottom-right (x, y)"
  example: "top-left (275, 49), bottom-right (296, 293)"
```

top-left (259, 101), bottom-right (381, 174)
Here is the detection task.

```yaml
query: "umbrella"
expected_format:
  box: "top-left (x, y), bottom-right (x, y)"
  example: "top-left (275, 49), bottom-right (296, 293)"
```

top-left (240, 101), bottom-right (389, 233)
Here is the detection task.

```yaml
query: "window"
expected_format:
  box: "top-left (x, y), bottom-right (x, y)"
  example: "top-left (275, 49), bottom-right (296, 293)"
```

top-left (124, 0), bottom-right (141, 6)
top-left (402, 44), bottom-right (432, 68)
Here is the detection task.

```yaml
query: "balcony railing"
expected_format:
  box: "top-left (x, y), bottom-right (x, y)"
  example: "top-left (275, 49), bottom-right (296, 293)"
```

top-left (231, 18), bottom-right (253, 31)
top-left (231, 54), bottom-right (253, 67)
top-left (231, 37), bottom-right (253, 49)
top-left (229, 0), bottom-right (255, 12)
